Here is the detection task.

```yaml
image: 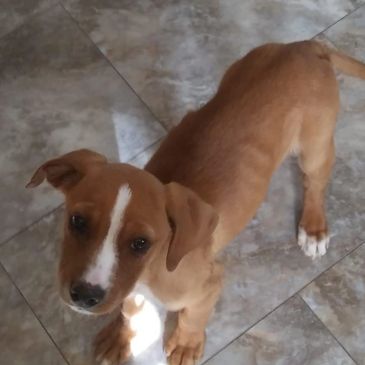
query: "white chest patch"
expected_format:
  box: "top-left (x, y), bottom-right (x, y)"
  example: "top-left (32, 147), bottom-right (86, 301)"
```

top-left (127, 282), bottom-right (163, 357)
top-left (131, 282), bottom-right (162, 308)
top-left (83, 184), bottom-right (131, 290)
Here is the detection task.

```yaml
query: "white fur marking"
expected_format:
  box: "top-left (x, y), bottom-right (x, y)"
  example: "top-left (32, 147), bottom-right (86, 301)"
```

top-left (131, 282), bottom-right (162, 307)
top-left (298, 227), bottom-right (330, 259)
top-left (67, 304), bottom-right (97, 316)
top-left (84, 185), bottom-right (131, 289)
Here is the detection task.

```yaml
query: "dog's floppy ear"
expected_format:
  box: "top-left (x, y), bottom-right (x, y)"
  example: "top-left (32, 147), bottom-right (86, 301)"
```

top-left (165, 182), bottom-right (218, 272)
top-left (26, 149), bottom-right (107, 192)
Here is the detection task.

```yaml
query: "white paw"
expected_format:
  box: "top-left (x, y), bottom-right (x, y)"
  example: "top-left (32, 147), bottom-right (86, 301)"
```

top-left (298, 228), bottom-right (330, 259)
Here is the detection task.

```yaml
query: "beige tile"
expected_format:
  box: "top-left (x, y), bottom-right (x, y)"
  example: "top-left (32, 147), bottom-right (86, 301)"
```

top-left (205, 296), bottom-right (355, 365)
top-left (0, 264), bottom-right (67, 365)
top-left (128, 139), bottom-right (163, 169)
top-left (301, 244), bottom-right (365, 365)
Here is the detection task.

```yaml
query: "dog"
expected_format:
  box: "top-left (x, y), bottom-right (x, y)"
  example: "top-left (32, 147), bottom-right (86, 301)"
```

top-left (27, 40), bottom-right (365, 365)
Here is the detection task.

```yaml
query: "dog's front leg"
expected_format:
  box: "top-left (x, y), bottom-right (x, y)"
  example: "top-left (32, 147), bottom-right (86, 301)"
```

top-left (165, 263), bottom-right (223, 365)
top-left (94, 296), bottom-right (142, 365)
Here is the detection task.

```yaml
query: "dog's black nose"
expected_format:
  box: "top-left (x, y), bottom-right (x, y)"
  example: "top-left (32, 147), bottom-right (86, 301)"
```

top-left (69, 281), bottom-right (105, 309)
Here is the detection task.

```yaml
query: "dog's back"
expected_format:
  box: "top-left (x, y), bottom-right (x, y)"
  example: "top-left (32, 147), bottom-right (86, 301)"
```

top-left (146, 40), bottom-right (365, 248)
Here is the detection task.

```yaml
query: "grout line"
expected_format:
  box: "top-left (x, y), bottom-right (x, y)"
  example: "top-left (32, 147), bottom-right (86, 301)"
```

top-left (0, 203), bottom-right (64, 247)
top-left (201, 294), bottom-right (297, 364)
top-left (201, 240), bottom-right (365, 364)
top-left (126, 137), bottom-right (163, 163)
top-left (0, 259), bottom-right (71, 365)
top-left (298, 295), bottom-right (360, 365)
top-left (57, 0), bottom-right (169, 133)
top-left (311, 2), bottom-right (365, 40)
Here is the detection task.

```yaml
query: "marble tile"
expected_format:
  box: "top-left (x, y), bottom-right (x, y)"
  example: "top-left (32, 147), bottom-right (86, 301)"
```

top-left (330, 74), bottom-right (365, 244)
top-left (320, 6), bottom-right (365, 240)
top-left (128, 139), bottom-right (163, 169)
top-left (301, 244), bottom-right (365, 365)
top-left (62, 0), bottom-right (364, 128)
top-left (0, 264), bottom-right (67, 365)
top-left (205, 296), bottom-right (355, 365)
top-left (0, 4), bottom-right (165, 244)
top-left (0, 0), bottom-right (56, 39)
top-left (325, 4), bottom-right (365, 61)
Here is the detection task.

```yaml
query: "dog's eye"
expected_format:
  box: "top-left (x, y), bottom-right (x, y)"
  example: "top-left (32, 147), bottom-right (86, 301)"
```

top-left (69, 215), bottom-right (87, 233)
top-left (130, 238), bottom-right (150, 255)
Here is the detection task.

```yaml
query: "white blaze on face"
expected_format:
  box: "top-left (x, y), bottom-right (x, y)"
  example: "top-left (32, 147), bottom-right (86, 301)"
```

top-left (83, 184), bottom-right (131, 290)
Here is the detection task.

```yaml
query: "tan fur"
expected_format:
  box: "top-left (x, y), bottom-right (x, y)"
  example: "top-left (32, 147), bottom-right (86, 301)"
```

top-left (28, 40), bottom-right (365, 365)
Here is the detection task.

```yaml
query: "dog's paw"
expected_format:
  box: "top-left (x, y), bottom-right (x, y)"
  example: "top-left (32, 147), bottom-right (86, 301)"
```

top-left (298, 227), bottom-right (330, 259)
top-left (165, 326), bottom-right (205, 365)
top-left (94, 315), bottom-right (133, 365)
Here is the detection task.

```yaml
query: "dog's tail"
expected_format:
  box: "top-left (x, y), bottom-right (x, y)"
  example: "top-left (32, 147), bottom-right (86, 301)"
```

top-left (318, 42), bottom-right (365, 79)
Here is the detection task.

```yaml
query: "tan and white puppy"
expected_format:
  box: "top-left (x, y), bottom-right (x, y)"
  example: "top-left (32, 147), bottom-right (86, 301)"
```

top-left (27, 41), bottom-right (365, 365)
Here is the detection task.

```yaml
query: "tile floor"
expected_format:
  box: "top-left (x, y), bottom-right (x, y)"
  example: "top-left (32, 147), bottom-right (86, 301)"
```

top-left (0, 1), bottom-right (364, 364)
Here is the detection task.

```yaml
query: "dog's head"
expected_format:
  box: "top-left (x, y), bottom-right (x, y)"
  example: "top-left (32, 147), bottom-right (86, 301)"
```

top-left (27, 149), bottom-right (218, 315)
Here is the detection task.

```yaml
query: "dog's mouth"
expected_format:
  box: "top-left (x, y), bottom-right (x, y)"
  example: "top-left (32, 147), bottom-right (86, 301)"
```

top-left (66, 303), bottom-right (98, 316)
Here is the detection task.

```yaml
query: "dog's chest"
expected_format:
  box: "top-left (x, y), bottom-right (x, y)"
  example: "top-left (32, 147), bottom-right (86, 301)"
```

top-left (131, 282), bottom-right (185, 312)
top-left (131, 282), bottom-right (162, 308)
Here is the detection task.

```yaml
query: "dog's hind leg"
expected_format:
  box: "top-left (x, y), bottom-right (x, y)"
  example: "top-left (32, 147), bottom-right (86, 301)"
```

top-left (297, 111), bottom-right (337, 259)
